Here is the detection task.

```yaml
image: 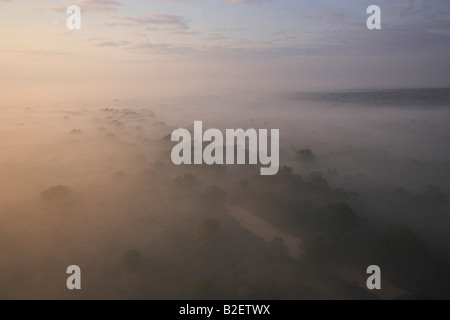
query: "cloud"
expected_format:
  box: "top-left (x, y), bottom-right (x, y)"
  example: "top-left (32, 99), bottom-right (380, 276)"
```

top-left (28, 6), bottom-right (44, 12)
top-left (130, 41), bottom-right (181, 55)
top-left (205, 33), bottom-right (230, 41)
top-left (105, 13), bottom-right (190, 31)
top-left (228, 0), bottom-right (268, 4)
top-left (3, 50), bottom-right (74, 59)
top-left (51, 0), bottom-right (122, 13)
top-left (96, 40), bottom-right (130, 47)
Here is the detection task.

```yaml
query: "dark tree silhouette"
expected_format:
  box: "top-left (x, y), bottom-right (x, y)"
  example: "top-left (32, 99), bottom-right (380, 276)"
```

top-left (39, 185), bottom-right (71, 201)
top-left (296, 149), bottom-right (316, 162)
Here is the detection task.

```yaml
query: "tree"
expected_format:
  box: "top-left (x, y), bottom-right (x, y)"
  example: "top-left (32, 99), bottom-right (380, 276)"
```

top-left (308, 173), bottom-right (331, 194)
top-left (323, 202), bottom-right (358, 231)
top-left (296, 149), bottom-right (316, 162)
top-left (120, 249), bottom-right (144, 273)
top-left (201, 186), bottom-right (227, 207)
top-left (39, 185), bottom-right (71, 201)
top-left (269, 237), bottom-right (289, 257)
top-left (174, 173), bottom-right (198, 187)
top-left (370, 224), bottom-right (427, 265)
top-left (193, 218), bottom-right (221, 242)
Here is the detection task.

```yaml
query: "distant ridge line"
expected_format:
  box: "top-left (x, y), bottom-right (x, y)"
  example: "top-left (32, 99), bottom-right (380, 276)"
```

top-left (286, 87), bottom-right (450, 107)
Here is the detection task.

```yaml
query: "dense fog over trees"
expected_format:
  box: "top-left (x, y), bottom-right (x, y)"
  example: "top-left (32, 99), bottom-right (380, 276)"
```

top-left (0, 89), bottom-right (449, 299)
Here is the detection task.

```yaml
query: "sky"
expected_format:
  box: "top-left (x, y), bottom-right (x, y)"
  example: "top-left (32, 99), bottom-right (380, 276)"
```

top-left (1, 0), bottom-right (450, 103)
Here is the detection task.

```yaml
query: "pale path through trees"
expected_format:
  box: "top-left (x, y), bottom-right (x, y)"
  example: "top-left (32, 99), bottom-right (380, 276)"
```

top-left (227, 205), bottom-right (303, 261)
